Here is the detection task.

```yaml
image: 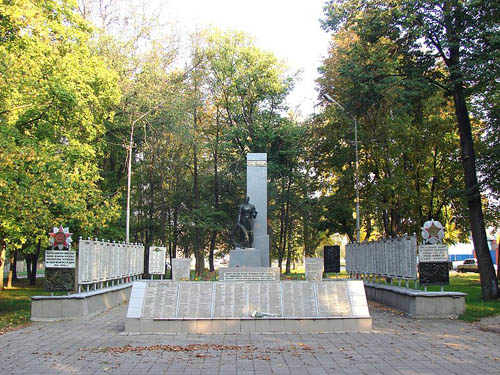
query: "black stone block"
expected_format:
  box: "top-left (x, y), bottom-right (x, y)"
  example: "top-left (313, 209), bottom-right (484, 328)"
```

top-left (419, 262), bottom-right (449, 285)
top-left (324, 245), bottom-right (340, 273)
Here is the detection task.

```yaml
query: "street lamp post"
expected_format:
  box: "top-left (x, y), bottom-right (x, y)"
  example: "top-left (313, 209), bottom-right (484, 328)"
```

top-left (322, 94), bottom-right (360, 242)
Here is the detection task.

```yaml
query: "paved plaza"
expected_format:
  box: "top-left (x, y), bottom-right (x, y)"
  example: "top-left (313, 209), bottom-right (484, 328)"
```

top-left (1, 302), bottom-right (499, 375)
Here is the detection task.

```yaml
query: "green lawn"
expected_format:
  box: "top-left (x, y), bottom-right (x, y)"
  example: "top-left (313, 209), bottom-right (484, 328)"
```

top-left (0, 278), bottom-right (63, 334)
top-left (415, 272), bottom-right (500, 322)
top-left (0, 272), bottom-right (497, 334)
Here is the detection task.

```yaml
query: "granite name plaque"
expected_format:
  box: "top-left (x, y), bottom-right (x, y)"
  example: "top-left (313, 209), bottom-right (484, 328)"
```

top-left (419, 244), bottom-right (448, 262)
top-left (316, 281), bottom-right (352, 316)
top-left (324, 246), bottom-right (340, 273)
top-left (148, 246), bottom-right (166, 275)
top-left (248, 282), bottom-right (282, 316)
top-left (219, 267), bottom-right (280, 281)
top-left (419, 262), bottom-right (449, 285)
top-left (177, 282), bottom-right (213, 318)
top-left (142, 282), bottom-right (178, 319)
top-left (282, 281), bottom-right (317, 317)
top-left (45, 250), bottom-right (76, 268)
top-left (128, 280), bottom-right (371, 326)
top-left (213, 282), bottom-right (247, 318)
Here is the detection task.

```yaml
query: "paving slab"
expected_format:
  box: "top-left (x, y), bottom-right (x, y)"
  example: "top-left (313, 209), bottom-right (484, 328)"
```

top-left (1, 301), bottom-right (499, 374)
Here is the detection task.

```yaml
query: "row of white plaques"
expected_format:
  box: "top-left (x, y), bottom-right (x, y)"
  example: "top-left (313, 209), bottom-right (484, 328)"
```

top-left (128, 280), bottom-right (369, 319)
top-left (78, 240), bottom-right (144, 283)
top-left (346, 236), bottom-right (418, 278)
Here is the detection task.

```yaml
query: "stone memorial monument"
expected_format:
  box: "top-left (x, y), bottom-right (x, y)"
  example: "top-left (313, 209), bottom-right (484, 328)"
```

top-left (124, 153), bottom-right (372, 334)
top-left (419, 219), bottom-right (449, 286)
top-left (45, 226), bottom-right (75, 291)
top-left (228, 153), bottom-right (271, 268)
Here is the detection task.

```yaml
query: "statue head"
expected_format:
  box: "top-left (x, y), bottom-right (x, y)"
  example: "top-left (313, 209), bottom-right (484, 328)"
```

top-left (245, 196), bottom-right (250, 204)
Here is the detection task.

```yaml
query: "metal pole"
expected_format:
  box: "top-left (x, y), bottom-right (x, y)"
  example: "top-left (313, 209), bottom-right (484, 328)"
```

top-left (354, 117), bottom-right (360, 242)
top-left (322, 94), bottom-right (360, 242)
top-left (126, 123), bottom-right (134, 244)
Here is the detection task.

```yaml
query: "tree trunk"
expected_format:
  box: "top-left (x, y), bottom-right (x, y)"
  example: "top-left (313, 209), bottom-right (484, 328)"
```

top-left (7, 250), bottom-right (15, 288)
top-left (29, 240), bottom-right (41, 285)
top-left (285, 218), bottom-right (293, 274)
top-left (452, 83), bottom-right (498, 299)
top-left (442, 0), bottom-right (498, 300)
top-left (0, 241), bottom-right (6, 290)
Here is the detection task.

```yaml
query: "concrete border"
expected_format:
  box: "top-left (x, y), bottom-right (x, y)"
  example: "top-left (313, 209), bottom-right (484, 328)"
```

top-left (364, 282), bottom-right (466, 318)
top-left (31, 283), bottom-right (132, 321)
top-left (125, 316), bottom-right (372, 334)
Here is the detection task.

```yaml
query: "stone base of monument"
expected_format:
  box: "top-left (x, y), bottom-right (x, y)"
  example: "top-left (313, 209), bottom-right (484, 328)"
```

top-left (31, 283), bottom-right (132, 321)
top-left (125, 280), bottom-right (372, 334)
top-left (228, 248), bottom-right (262, 267)
top-left (364, 282), bottom-right (466, 319)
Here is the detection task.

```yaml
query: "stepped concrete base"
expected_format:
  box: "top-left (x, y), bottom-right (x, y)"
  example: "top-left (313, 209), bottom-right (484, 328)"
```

top-left (31, 283), bottom-right (132, 321)
top-left (364, 282), bottom-right (466, 318)
top-left (125, 316), bottom-right (372, 334)
top-left (125, 279), bottom-right (372, 334)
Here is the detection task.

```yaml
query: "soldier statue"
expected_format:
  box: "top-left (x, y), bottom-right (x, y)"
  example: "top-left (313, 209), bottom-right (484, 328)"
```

top-left (232, 196), bottom-right (257, 248)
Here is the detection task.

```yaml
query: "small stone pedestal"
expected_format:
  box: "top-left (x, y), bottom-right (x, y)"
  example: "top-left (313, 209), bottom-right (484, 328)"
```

top-left (171, 258), bottom-right (191, 281)
top-left (305, 258), bottom-right (324, 280)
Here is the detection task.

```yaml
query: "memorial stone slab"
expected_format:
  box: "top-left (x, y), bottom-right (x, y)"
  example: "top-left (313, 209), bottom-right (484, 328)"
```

top-left (248, 282), bottom-right (282, 316)
top-left (305, 257), bottom-right (323, 280)
top-left (213, 282), bottom-right (248, 318)
top-left (281, 281), bottom-right (317, 317)
top-left (149, 246), bottom-right (166, 275)
top-left (177, 282), bottom-right (213, 318)
top-left (316, 281), bottom-right (352, 316)
top-left (324, 246), bottom-right (340, 273)
top-left (171, 258), bottom-right (191, 281)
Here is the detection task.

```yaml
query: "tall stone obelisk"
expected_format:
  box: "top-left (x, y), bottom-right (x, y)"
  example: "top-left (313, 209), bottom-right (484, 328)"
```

top-left (247, 153), bottom-right (270, 267)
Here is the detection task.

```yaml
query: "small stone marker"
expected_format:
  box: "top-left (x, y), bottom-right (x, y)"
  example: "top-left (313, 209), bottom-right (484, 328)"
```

top-left (305, 257), bottom-right (323, 280)
top-left (45, 226), bottom-right (75, 291)
top-left (324, 246), bottom-right (340, 273)
top-left (419, 219), bottom-right (449, 286)
top-left (171, 258), bottom-right (191, 281)
top-left (148, 246), bottom-right (166, 275)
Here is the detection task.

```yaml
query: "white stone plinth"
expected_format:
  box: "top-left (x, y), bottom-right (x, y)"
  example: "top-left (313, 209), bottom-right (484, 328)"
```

top-left (171, 258), bottom-right (191, 281)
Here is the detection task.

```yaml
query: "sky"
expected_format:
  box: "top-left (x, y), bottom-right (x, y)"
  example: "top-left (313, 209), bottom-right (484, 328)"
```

top-left (164, 0), bottom-right (332, 118)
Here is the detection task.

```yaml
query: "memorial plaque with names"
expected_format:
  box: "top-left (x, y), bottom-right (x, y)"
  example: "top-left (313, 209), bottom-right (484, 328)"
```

top-left (142, 282), bottom-right (178, 319)
top-left (419, 262), bottom-right (449, 285)
top-left (45, 250), bottom-right (76, 268)
top-left (316, 282), bottom-right (352, 316)
top-left (214, 282), bottom-right (248, 318)
top-left (282, 282), bottom-right (316, 317)
top-left (177, 282), bottom-right (213, 318)
top-left (324, 246), bottom-right (340, 273)
top-left (149, 246), bottom-right (166, 275)
top-left (248, 282), bottom-right (282, 316)
top-left (419, 244), bottom-right (448, 262)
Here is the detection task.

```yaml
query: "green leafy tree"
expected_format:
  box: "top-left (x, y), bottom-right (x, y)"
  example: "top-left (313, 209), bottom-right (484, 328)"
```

top-left (0, 0), bottom-right (121, 285)
top-left (322, 0), bottom-right (499, 299)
